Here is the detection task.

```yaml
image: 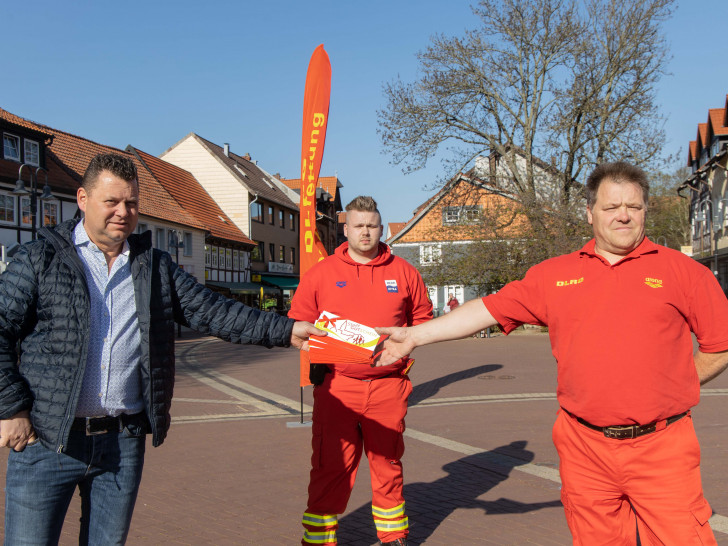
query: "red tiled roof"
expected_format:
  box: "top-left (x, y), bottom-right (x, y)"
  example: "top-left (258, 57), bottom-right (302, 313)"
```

top-left (0, 108), bottom-right (80, 193)
top-left (46, 130), bottom-right (204, 229)
top-left (279, 175), bottom-right (340, 201)
top-left (337, 211), bottom-right (346, 223)
top-left (0, 108), bottom-right (54, 138)
top-left (697, 123), bottom-right (708, 150)
top-left (130, 147), bottom-right (254, 245)
top-left (1, 107), bottom-right (205, 228)
top-left (387, 222), bottom-right (406, 239)
top-left (0, 154), bottom-right (79, 194)
top-left (708, 108), bottom-right (728, 138)
top-left (193, 136), bottom-right (298, 211)
top-left (687, 140), bottom-right (698, 166)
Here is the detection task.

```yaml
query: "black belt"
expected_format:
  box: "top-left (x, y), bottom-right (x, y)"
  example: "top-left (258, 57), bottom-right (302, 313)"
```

top-left (71, 413), bottom-right (145, 436)
top-left (567, 410), bottom-right (689, 440)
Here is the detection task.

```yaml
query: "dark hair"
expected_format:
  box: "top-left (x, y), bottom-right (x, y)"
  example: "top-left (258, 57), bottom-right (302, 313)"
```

top-left (81, 153), bottom-right (138, 191)
top-left (585, 162), bottom-right (649, 208)
top-left (345, 195), bottom-right (379, 214)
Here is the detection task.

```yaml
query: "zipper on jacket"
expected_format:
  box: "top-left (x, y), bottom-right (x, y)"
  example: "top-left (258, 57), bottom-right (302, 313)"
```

top-left (42, 221), bottom-right (92, 453)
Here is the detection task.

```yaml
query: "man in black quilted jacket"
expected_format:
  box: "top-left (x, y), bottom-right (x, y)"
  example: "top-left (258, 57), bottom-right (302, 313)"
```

top-left (0, 152), bottom-right (322, 545)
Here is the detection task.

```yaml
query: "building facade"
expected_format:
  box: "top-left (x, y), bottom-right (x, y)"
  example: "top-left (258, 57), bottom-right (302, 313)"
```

top-left (278, 174), bottom-right (343, 255)
top-left (388, 152), bottom-right (563, 314)
top-left (1, 107), bottom-right (254, 296)
top-left (679, 96), bottom-right (728, 293)
top-left (0, 109), bottom-right (81, 251)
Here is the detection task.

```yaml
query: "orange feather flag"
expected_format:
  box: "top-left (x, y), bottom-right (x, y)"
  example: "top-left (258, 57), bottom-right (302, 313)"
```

top-left (298, 45), bottom-right (331, 387)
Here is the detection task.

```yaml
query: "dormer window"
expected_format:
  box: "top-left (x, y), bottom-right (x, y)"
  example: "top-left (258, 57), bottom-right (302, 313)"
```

top-left (24, 140), bottom-right (39, 166)
top-left (3, 134), bottom-right (20, 161)
top-left (443, 205), bottom-right (482, 225)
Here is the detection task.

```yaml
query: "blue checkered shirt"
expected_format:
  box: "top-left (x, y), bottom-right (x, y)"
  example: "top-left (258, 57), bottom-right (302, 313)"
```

top-left (73, 221), bottom-right (143, 417)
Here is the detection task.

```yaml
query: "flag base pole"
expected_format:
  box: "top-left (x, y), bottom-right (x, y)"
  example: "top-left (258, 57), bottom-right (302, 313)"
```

top-left (287, 386), bottom-right (312, 428)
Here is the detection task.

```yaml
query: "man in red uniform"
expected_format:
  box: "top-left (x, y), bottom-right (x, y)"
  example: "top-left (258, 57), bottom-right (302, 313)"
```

top-left (376, 162), bottom-right (728, 545)
top-left (289, 195), bottom-right (432, 546)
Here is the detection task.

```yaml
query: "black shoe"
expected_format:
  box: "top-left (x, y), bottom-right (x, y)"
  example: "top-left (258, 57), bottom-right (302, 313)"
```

top-left (381, 540), bottom-right (407, 546)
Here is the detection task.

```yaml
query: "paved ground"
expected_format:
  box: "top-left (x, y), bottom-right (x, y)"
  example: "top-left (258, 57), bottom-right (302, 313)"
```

top-left (3, 329), bottom-right (728, 545)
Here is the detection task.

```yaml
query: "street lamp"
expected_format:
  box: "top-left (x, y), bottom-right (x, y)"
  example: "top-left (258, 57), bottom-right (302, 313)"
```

top-left (12, 164), bottom-right (55, 240)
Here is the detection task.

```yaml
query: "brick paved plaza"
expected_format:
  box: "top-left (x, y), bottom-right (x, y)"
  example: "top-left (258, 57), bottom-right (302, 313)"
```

top-left (2, 330), bottom-right (728, 545)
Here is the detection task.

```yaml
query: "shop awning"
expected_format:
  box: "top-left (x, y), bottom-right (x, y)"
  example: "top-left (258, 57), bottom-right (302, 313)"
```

top-left (261, 275), bottom-right (299, 290)
top-left (206, 281), bottom-right (280, 295)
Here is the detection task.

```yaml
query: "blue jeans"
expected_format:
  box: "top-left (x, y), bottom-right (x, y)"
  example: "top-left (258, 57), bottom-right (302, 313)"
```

top-left (4, 418), bottom-right (146, 546)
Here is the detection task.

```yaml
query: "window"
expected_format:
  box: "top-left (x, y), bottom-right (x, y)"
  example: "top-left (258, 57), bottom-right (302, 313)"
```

top-left (205, 245), bottom-right (211, 267)
top-left (279, 245), bottom-right (285, 262)
top-left (155, 228), bottom-right (166, 250)
top-left (251, 202), bottom-right (263, 223)
top-left (233, 250), bottom-right (240, 270)
top-left (24, 140), bottom-right (39, 166)
top-left (252, 241), bottom-right (264, 262)
top-left (225, 248), bottom-right (232, 269)
top-left (289, 212), bottom-right (295, 231)
top-left (183, 232), bottom-right (193, 256)
top-left (42, 201), bottom-right (58, 226)
top-left (420, 244), bottom-right (442, 265)
top-left (712, 140), bottom-right (721, 157)
top-left (442, 205), bottom-right (481, 225)
top-left (218, 247), bottom-right (225, 269)
top-left (268, 206), bottom-right (274, 224)
top-left (211, 246), bottom-right (219, 267)
top-left (279, 210), bottom-right (284, 228)
top-left (20, 197), bottom-right (32, 227)
top-left (0, 194), bottom-right (16, 224)
top-left (269, 243), bottom-right (275, 260)
top-left (137, 223), bottom-right (148, 234)
top-left (290, 247), bottom-right (296, 265)
top-left (3, 134), bottom-right (20, 161)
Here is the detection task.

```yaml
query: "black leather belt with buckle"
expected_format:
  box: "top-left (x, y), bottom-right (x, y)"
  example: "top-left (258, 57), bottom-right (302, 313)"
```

top-left (71, 414), bottom-right (143, 436)
top-left (571, 410), bottom-right (689, 440)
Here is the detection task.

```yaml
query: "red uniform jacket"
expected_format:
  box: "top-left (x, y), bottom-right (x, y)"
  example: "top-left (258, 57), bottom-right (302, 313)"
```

top-left (289, 242), bottom-right (433, 379)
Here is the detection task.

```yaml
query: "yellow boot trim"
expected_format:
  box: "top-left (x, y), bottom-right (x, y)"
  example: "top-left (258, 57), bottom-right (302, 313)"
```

top-left (374, 516), bottom-right (409, 532)
top-left (302, 529), bottom-right (337, 544)
top-left (302, 512), bottom-right (338, 527)
top-left (371, 501), bottom-right (405, 518)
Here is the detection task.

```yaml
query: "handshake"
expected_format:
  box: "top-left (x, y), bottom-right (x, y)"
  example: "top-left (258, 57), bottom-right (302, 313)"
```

top-left (299, 299), bottom-right (490, 367)
top-left (304, 311), bottom-right (414, 367)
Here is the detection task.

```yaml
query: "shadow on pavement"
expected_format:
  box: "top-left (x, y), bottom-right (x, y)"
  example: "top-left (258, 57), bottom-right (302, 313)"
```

top-left (336, 440), bottom-right (562, 545)
top-left (409, 364), bottom-right (503, 405)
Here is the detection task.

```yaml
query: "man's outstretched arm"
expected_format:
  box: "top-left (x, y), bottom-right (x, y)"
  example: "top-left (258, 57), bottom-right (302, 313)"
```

top-left (375, 298), bottom-right (498, 366)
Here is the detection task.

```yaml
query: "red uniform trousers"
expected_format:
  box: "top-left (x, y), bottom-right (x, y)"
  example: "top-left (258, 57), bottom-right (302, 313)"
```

top-left (301, 371), bottom-right (411, 545)
top-left (553, 409), bottom-right (716, 545)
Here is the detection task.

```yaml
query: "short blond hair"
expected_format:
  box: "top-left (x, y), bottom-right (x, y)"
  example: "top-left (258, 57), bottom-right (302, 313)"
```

top-left (345, 195), bottom-right (379, 214)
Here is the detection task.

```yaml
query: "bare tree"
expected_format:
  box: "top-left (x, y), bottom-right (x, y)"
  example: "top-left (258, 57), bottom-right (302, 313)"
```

top-left (645, 153), bottom-right (691, 249)
top-left (381, 0), bottom-right (674, 289)
top-left (379, 0), bottom-right (674, 215)
top-left (552, 0), bottom-right (673, 197)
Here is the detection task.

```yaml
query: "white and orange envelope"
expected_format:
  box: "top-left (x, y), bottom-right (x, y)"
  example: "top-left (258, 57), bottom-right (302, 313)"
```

top-left (308, 311), bottom-right (381, 364)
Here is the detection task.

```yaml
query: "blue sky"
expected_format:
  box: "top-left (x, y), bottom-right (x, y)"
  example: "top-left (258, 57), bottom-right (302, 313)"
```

top-left (2, 1), bottom-right (725, 228)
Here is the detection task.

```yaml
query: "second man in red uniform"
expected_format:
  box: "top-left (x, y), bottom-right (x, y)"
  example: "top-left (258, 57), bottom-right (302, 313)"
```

top-left (289, 195), bottom-right (432, 546)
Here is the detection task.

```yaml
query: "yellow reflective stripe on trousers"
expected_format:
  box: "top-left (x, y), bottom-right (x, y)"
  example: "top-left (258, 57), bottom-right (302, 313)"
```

top-left (302, 529), bottom-right (337, 544)
top-left (302, 512), bottom-right (338, 527)
top-left (371, 502), bottom-right (405, 518)
top-left (373, 516), bottom-right (409, 532)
